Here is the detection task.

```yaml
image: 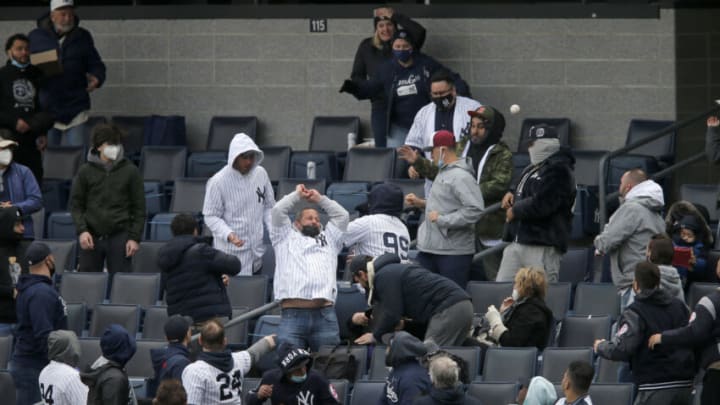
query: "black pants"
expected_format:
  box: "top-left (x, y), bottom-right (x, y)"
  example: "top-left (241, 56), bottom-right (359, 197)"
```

top-left (702, 369), bottom-right (720, 404)
top-left (78, 231), bottom-right (131, 273)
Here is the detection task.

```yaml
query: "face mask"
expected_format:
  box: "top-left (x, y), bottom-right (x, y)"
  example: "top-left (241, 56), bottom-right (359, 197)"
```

top-left (102, 144), bottom-right (120, 161)
top-left (512, 289), bottom-right (520, 301)
top-left (393, 49), bottom-right (412, 63)
top-left (10, 58), bottom-right (29, 69)
top-left (437, 149), bottom-right (446, 168)
top-left (0, 149), bottom-right (12, 166)
top-left (432, 94), bottom-right (454, 111)
top-left (290, 374), bottom-right (307, 383)
top-left (301, 224), bottom-right (320, 238)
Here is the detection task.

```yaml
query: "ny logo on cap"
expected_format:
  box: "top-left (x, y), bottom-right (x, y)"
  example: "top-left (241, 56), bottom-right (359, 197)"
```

top-left (536, 128), bottom-right (545, 137)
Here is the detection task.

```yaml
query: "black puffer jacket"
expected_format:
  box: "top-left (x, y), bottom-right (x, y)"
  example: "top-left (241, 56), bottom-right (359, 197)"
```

top-left (157, 235), bottom-right (241, 322)
top-left (500, 296), bottom-right (554, 350)
top-left (503, 147), bottom-right (576, 253)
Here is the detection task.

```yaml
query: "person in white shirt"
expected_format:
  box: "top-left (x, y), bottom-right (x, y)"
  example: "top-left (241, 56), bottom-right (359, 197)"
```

top-left (181, 319), bottom-right (275, 405)
top-left (38, 330), bottom-right (88, 405)
top-left (345, 183), bottom-right (410, 260)
top-left (203, 133), bottom-right (275, 275)
top-left (554, 361), bottom-right (594, 405)
top-left (271, 184), bottom-right (349, 351)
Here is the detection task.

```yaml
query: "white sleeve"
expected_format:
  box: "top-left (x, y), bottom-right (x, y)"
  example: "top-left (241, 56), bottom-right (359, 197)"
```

top-left (262, 176), bottom-right (276, 238)
top-left (66, 375), bottom-right (89, 405)
top-left (404, 107), bottom-right (428, 148)
top-left (182, 367), bottom-right (206, 405)
top-left (344, 217), bottom-right (370, 248)
top-left (202, 177), bottom-right (234, 242)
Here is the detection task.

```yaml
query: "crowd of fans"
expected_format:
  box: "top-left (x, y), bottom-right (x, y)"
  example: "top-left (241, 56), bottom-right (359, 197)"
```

top-left (0, 1), bottom-right (720, 405)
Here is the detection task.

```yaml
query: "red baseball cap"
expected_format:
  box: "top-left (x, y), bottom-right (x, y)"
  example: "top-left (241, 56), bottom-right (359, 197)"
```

top-left (424, 130), bottom-right (456, 151)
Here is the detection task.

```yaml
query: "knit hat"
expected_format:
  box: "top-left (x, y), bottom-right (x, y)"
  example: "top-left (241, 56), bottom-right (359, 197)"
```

top-left (24, 241), bottom-right (51, 267)
top-left (164, 315), bottom-right (192, 342)
top-left (277, 342), bottom-right (312, 373)
top-left (678, 215), bottom-right (701, 233)
top-left (527, 124), bottom-right (558, 141)
top-left (51, 0), bottom-right (74, 11)
top-left (392, 29), bottom-right (415, 48)
top-left (368, 183), bottom-right (404, 217)
top-left (100, 324), bottom-right (137, 367)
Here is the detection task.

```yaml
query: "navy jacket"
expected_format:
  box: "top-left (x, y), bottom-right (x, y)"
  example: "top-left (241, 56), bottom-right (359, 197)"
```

top-left (149, 343), bottom-right (191, 397)
top-left (12, 273), bottom-right (67, 368)
top-left (504, 148), bottom-right (576, 253)
top-left (28, 14), bottom-right (106, 124)
top-left (380, 361), bottom-right (432, 405)
top-left (1, 162), bottom-right (43, 239)
top-left (157, 235), bottom-right (241, 322)
top-left (412, 386), bottom-right (476, 405)
top-left (371, 254), bottom-right (471, 341)
top-left (247, 369), bottom-right (340, 405)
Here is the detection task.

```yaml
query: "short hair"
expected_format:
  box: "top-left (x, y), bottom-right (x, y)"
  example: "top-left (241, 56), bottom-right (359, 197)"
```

top-left (428, 355), bottom-right (460, 389)
top-left (5, 33), bottom-right (28, 52)
top-left (566, 360), bottom-right (594, 394)
top-left (514, 267), bottom-right (547, 300)
top-left (624, 168), bottom-right (648, 185)
top-left (170, 213), bottom-right (198, 237)
top-left (200, 319), bottom-right (225, 351)
top-left (634, 261), bottom-right (660, 290)
top-left (429, 69), bottom-right (455, 87)
top-left (649, 233), bottom-right (674, 265)
top-left (294, 207), bottom-right (318, 223)
top-left (153, 379), bottom-right (187, 405)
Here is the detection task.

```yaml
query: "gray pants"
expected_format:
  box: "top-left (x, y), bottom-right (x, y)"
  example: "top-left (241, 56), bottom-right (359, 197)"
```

top-left (496, 242), bottom-right (561, 283)
top-left (425, 300), bottom-right (474, 347)
top-left (633, 387), bottom-right (692, 405)
top-left (477, 241), bottom-right (503, 281)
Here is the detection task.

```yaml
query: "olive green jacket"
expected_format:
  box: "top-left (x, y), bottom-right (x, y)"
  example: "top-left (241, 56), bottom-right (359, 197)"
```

top-left (413, 140), bottom-right (513, 240)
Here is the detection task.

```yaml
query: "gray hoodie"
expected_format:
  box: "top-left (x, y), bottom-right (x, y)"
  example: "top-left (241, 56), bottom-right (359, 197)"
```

top-left (417, 158), bottom-right (484, 255)
top-left (594, 180), bottom-right (666, 290)
top-left (658, 264), bottom-right (685, 303)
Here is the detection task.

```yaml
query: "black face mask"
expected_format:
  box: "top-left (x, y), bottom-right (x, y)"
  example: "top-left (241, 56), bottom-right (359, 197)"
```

top-left (300, 225), bottom-right (320, 238)
top-left (432, 94), bottom-right (454, 111)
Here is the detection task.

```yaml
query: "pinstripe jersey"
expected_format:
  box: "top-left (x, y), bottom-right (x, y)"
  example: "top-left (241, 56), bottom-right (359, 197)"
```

top-left (38, 360), bottom-right (89, 405)
top-left (344, 214), bottom-right (411, 260)
top-left (271, 192), bottom-right (349, 303)
top-left (182, 351), bottom-right (252, 405)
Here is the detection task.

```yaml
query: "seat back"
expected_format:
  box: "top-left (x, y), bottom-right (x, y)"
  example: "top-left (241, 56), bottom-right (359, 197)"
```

top-left (276, 178), bottom-right (327, 199)
top-left (344, 148), bottom-right (396, 182)
top-left (467, 382), bottom-right (518, 405)
top-left (588, 383), bottom-right (634, 405)
top-left (125, 339), bottom-right (167, 378)
top-left (482, 347), bottom-right (537, 383)
top-left (66, 302), bottom-right (88, 336)
top-left (595, 357), bottom-right (626, 383)
top-left (466, 282), bottom-right (513, 314)
top-left (511, 153), bottom-right (530, 186)
top-left (546, 282), bottom-right (572, 321)
top-left (573, 283), bottom-right (620, 319)
top-left (251, 315), bottom-right (281, 344)
top-left (310, 116), bottom-right (360, 153)
top-left (131, 241), bottom-right (165, 273)
top-left (368, 346), bottom-right (389, 380)
top-left (186, 151), bottom-right (227, 178)
top-left (43, 146), bottom-right (84, 181)
top-left (687, 283), bottom-right (720, 310)
top-left (142, 306), bottom-right (169, 340)
top-left (289, 151), bottom-right (339, 183)
top-left (349, 381), bottom-right (385, 405)
top-left (626, 119), bottom-right (676, 163)
top-left (41, 239), bottom-right (77, 274)
top-left (329, 379), bottom-right (349, 405)
top-left (382, 178), bottom-right (426, 203)
top-left (88, 304), bottom-right (141, 337)
top-left (680, 184), bottom-right (720, 223)
top-left (148, 213), bottom-right (179, 241)
top-left (326, 182), bottom-right (370, 215)
top-left (78, 116), bottom-right (108, 146)
top-left (518, 118), bottom-right (571, 153)
top-left (573, 150), bottom-right (608, 186)
top-left (60, 272), bottom-right (109, 308)
top-left (110, 273), bottom-right (161, 307)
top-left (0, 370), bottom-right (16, 404)
top-left (443, 346), bottom-right (481, 378)
top-left (540, 347), bottom-right (593, 383)
top-left (606, 154), bottom-right (660, 192)
top-left (0, 335), bottom-right (12, 369)
top-left (559, 247), bottom-right (592, 285)
top-left (169, 177), bottom-right (207, 213)
top-left (111, 115), bottom-right (148, 158)
top-left (260, 146), bottom-right (292, 183)
top-left (227, 275), bottom-right (269, 310)
top-left (46, 212), bottom-right (77, 240)
top-left (78, 337), bottom-right (103, 371)
top-left (557, 315), bottom-right (611, 347)
top-left (140, 146), bottom-right (188, 183)
top-left (225, 307), bottom-right (250, 345)
top-left (207, 116), bottom-right (258, 150)
top-left (335, 285), bottom-right (368, 341)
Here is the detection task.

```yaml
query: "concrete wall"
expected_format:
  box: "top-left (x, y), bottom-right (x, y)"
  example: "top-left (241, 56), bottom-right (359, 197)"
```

top-left (0, 10), bottom-right (676, 152)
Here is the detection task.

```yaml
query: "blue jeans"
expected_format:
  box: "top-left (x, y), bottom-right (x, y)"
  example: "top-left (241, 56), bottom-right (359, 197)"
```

top-left (387, 124), bottom-right (409, 148)
top-left (9, 361), bottom-right (42, 405)
top-left (278, 307), bottom-right (340, 352)
top-left (416, 252), bottom-right (473, 289)
top-left (47, 125), bottom-right (85, 146)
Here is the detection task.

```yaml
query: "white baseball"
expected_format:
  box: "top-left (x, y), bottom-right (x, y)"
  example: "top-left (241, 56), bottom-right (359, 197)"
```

top-left (510, 104), bottom-right (521, 115)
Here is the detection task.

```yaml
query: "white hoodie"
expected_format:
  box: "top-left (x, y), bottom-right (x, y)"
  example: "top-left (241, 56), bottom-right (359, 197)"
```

top-left (202, 133), bottom-right (275, 275)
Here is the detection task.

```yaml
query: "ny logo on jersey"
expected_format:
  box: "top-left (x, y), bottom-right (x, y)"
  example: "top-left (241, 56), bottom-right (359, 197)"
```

top-left (256, 186), bottom-right (266, 203)
top-left (315, 233), bottom-right (327, 247)
top-left (297, 391), bottom-right (315, 405)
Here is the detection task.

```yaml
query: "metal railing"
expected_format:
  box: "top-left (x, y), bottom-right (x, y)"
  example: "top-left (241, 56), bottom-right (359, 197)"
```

top-left (598, 103), bottom-right (720, 226)
top-left (190, 300), bottom-right (279, 342)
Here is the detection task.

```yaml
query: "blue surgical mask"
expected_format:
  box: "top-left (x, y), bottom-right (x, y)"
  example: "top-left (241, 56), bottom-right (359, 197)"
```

top-left (393, 49), bottom-right (412, 63)
top-left (290, 374), bottom-right (307, 383)
top-left (438, 149), bottom-right (445, 168)
top-left (10, 58), bottom-right (29, 69)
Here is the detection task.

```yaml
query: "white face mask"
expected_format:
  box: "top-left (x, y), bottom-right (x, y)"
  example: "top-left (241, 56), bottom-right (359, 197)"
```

top-left (0, 149), bottom-right (13, 166)
top-left (102, 144), bottom-right (120, 161)
top-left (512, 288), bottom-right (520, 301)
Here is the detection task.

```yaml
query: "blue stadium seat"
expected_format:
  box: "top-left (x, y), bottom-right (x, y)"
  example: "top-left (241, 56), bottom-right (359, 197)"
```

top-left (148, 213), bottom-right (178, 241)
top-left (310, 116), bottom-right (360, 153)
top-left (111, 115), bottom-right (148, 162)
top-left (169, 177), bottom-right (207, 213)
top-left (334, 284), bottom-right (368, 340)
top-left (251, 315), bottom-right (281, 344)
top-left (261, 146), bottom-right (292, 184)
top-left (207, 116), bottom-right (258, 150)
top-left (186, 151), bottom-right (226, 178)
top-left (289, 151), bottom-right (339, 183)
top-left (140, 146), bottom-right (188, 183)
top-left (144, 181), bottom-right (167, 217)
top-left (626, 119), bottom-right (676, 166)
top-left (559, 247), bottom-right (593, 285)
top-left (344, 147), bottom-right (395, 182)
top-left (46, 212), bottom-right (76, 239)
top-left (326, 182), bottom-right (369, 215)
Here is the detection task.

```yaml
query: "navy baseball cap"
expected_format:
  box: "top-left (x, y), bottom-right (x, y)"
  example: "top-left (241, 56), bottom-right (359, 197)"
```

top-left (25, 241), bottom-right (51, 267)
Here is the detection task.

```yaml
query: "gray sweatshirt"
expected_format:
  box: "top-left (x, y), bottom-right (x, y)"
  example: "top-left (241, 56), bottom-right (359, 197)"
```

top-left (594, 180), bottom-right (665, 290)
top-left (417, 158), bottom-right (484, 255)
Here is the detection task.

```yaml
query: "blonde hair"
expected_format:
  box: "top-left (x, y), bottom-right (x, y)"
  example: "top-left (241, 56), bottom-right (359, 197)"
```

top-left (514, 267), bottom-right (547, 300)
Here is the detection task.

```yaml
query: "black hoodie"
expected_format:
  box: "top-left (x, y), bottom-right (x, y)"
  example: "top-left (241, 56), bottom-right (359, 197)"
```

top-left (157, 234), bottom-right (240, 322)
top-left (0, 206), bottom-right (23, 323)
top-left (413, 386), bottom-right (476, 405)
